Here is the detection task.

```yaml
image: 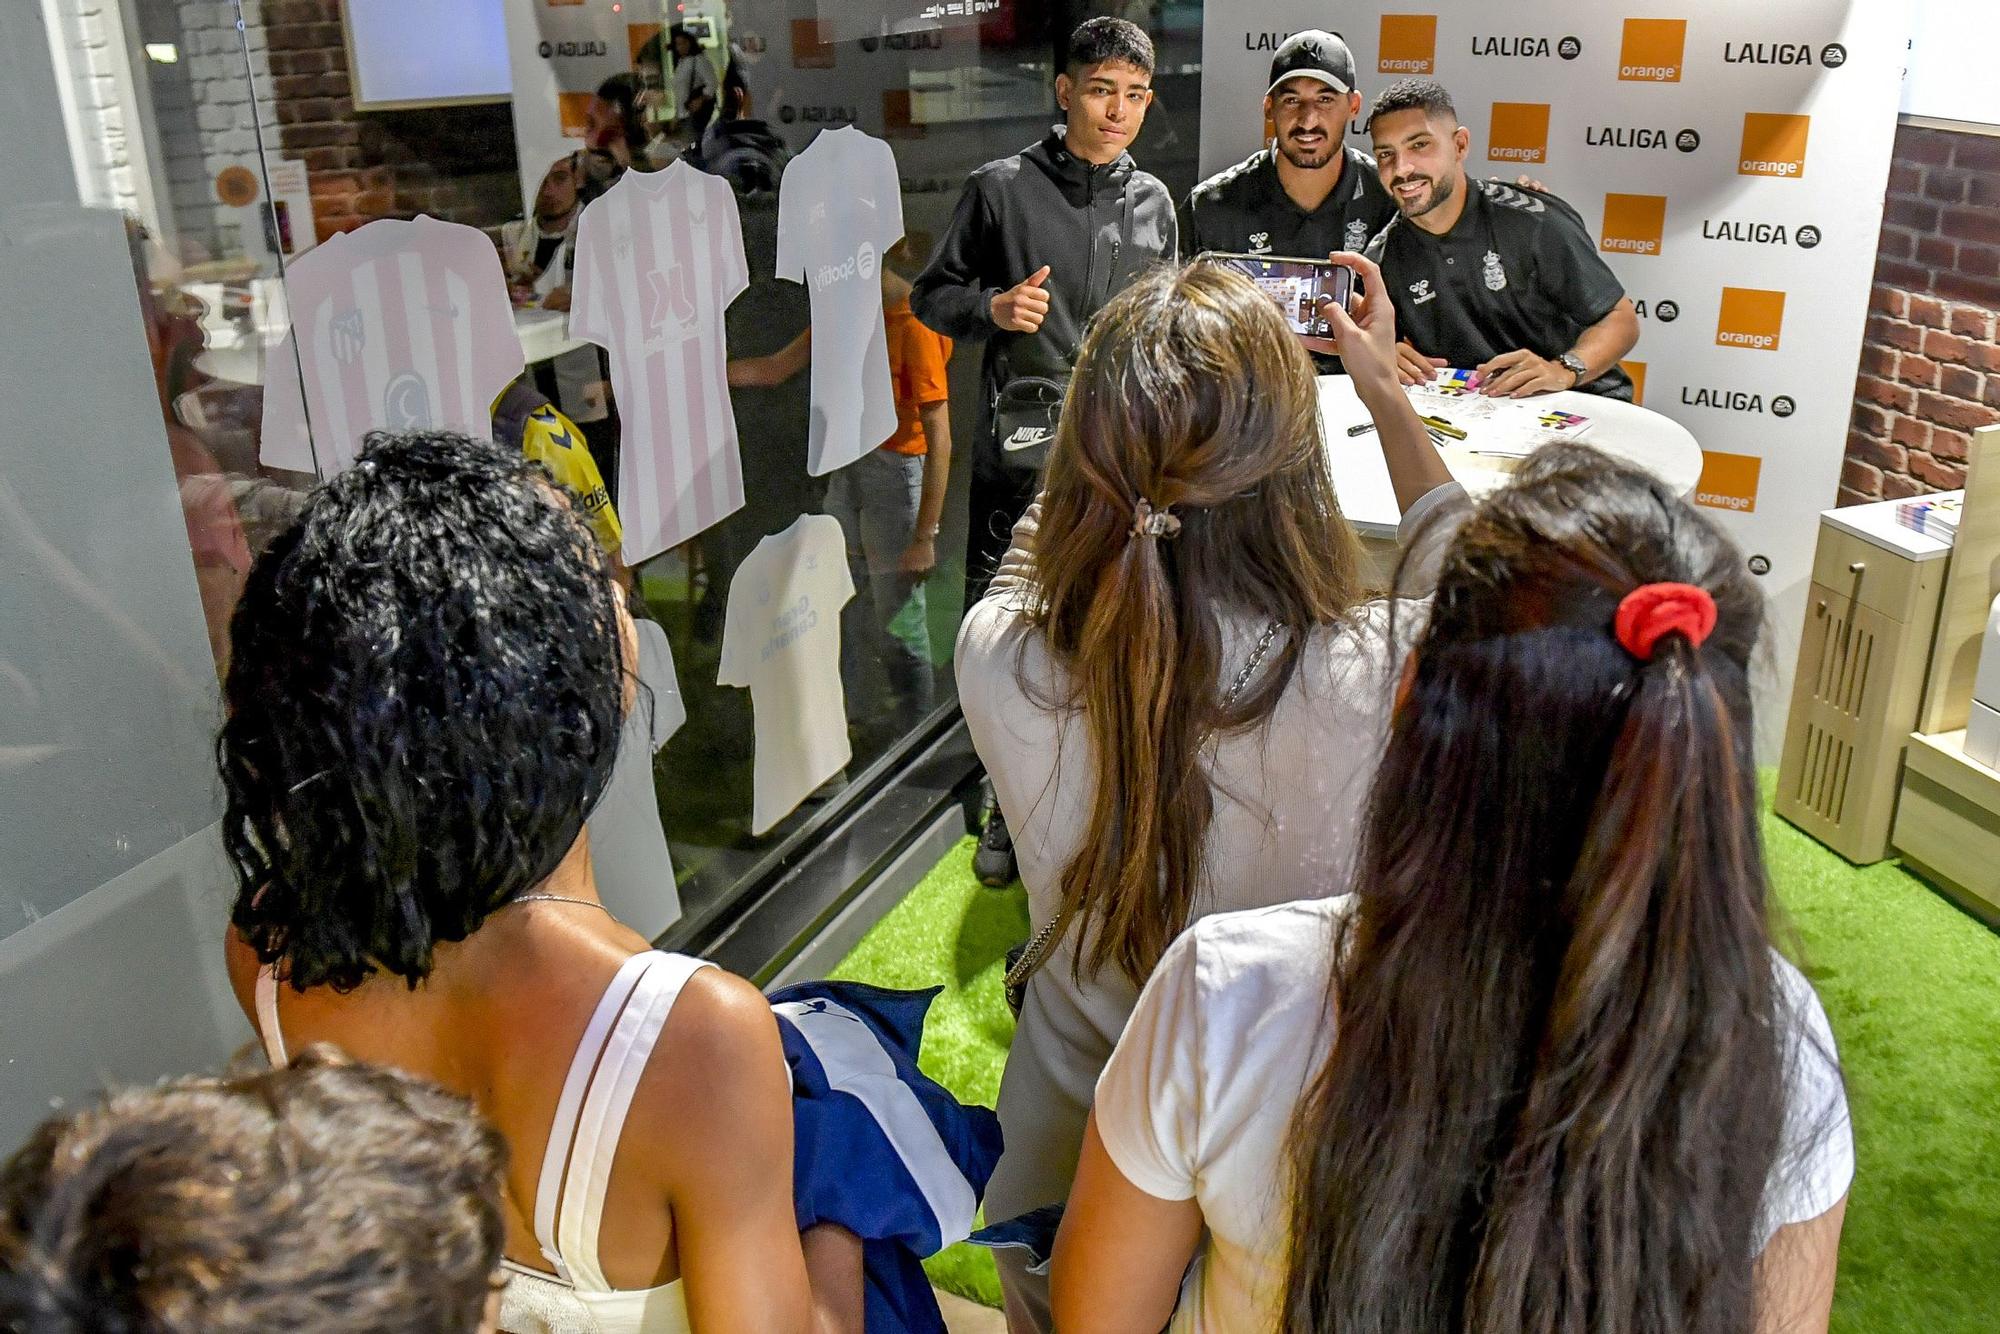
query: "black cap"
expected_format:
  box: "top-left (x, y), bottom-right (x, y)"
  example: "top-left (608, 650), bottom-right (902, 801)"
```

top-left (1266, 30), bottom-right (1357, 99)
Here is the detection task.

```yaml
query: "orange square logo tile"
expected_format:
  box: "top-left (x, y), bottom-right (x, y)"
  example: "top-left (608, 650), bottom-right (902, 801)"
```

top-left (1600, 193), bottom-right (1667, 256)
top-left (1715, 287), bottom-right (1787, 352)
top-left (1739, 113), bottom-right (1810, 178)
top-left (792, 18), bottom-right (836, 69)
top-left (1488, 103), bottom-right (1551, 165)
top-left (1621, 360), bottom-right (1648, 405)
top-left (1694, 450), bottom-right (1762, 513)
top-left (627, 23), bottom-right (662, 65)
top-left (557, 92), bottom-right (594, 138)
top-left (1618, 19), bottom-right (1687, 82)
top-left (1378, 15), bottom-right (1438, 75)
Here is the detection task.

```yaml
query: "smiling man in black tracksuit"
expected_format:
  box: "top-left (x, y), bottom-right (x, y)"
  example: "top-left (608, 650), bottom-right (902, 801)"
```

top-left (912, 16), bottom-right (1177, 612)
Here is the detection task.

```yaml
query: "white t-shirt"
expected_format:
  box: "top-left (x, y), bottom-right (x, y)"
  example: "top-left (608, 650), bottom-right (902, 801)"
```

top-left (262, 217), bottom-right (524, 475)
top-left (587, 617), bottom-right (686, 940)
top-left (1095, 897), bottom-right (1855, 1334)
top-left (717, 514), bottom-right (856, 836)
top-left (571, 160), bottom-right (749, 564)
top-left (776, 125), bottom-right (904, 477)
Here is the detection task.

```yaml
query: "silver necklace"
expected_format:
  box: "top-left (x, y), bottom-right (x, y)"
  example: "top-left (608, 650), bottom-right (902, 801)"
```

top-left (506, 893), bottom-right (611, 914)
top-left (1224, 618), bottom-right (1285, 708)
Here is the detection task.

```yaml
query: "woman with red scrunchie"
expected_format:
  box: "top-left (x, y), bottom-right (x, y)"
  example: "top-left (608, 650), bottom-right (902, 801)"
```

top-left (1060, 442), bottom-right (1852, 1334)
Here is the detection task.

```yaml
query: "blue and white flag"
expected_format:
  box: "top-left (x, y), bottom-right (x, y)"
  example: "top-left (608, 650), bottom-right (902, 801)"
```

top-left (771, 981), bottom-right (1004, 1334)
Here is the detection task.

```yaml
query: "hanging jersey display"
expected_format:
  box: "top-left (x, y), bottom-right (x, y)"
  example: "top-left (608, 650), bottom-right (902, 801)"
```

top-left (571, 160), bottom-right (750, 565)
top-left (717, 515), bottom-right (855, 836)
top-left (776, 126), bottom-right (904, 477)
top-left (587, 617), bottom-right (686, 941)
top-left (261, 218), bottom-right (523, 475)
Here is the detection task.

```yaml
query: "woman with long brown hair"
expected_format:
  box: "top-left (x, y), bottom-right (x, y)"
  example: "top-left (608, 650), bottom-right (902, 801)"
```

top-left (1050, 427), bottom-right (1852, 1323)
top-left (957, 256), bottom-right (1455, 1330)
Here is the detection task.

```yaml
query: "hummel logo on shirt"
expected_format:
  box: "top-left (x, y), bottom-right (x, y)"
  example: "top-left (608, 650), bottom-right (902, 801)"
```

top-left (1410, 279), bottom-right (1438, 305)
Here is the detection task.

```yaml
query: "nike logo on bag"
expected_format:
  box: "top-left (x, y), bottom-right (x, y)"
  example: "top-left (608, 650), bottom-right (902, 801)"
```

top-left (1004, 426), bottom-right (1052, 450)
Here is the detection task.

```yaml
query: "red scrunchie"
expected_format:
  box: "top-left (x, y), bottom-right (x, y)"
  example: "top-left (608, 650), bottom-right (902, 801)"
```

top-left (1614, 582), bottom-right (1718, 660)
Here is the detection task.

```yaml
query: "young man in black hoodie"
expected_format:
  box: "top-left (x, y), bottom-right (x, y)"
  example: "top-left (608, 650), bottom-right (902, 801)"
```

top-left (912, 15), bottom-right (1177, 888)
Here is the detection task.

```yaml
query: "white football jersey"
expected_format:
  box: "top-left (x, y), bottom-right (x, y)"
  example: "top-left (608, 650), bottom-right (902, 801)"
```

top-left (777, 126), bottom-right (905, 476)
top-left (570, 161), bottom-right (750, 565)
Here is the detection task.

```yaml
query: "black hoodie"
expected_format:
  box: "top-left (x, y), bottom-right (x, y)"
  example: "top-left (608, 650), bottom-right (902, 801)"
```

top-left (911, 126), bottom-right (1177, 470)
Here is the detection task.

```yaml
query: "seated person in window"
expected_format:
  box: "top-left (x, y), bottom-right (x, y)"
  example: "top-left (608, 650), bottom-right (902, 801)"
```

top-left (1364, 78), bottom-right (1640, 399)
top-left (503, 152), bottom-right (585, 311)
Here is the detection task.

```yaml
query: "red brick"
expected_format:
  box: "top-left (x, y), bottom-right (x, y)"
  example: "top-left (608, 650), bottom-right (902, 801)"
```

top-left (1860, 345), bottom-right (1898, 379)
top-left (1907, 294), bottom-right (1947, 328)
top-left (272, 73), bottom-right (319, 100)
top-left (352, 188), bottom-right (396, 214)
top-left (1889, 162), bottom-right (1922, 194)
top-left (1917, 234), bottom-right (1958, 268)
top-left (1882, 472), bottom-right (1925, 500)
top-left (306, 169), bottom-right (356, 197)
top-left (1869, 284), bottom-right (1908, 318)
top-left (1919, 390), bottom-right (2000, 431)
top-left (1852, 402), bottom-right (1892, 436)
top-left (1970, 174), bottom-right (2000, 209)
top-left (1922, 170), bottom-right (1967, 204)
top-left (1841, 459), bottom-right (1884, 497)
top-left (1876, 227), bottom-right (1915, 261)
top-left (1909, 452), bottom-right (1968, 489)
top-left (1931, 427), bottom-right (1972, 462)
top-left (1924, 328), bottom-right (1974, 363)
top-left (1960, 245), bottom-right (2000, 279)
top-left (1836, 486), bottom-right (1875, 507)
top-left (1934, 269), bottom-right (2000, 308)
top-left (1987, 380), bottom-right (2000, 410)
top-left (1941, 364), bottom-right (1984, 400)
top-left (1904, 131), bottom-right (1956, 167)
top-left (1891, 415), bottom-right (1931, 449)
top-left (1898, 352), bottom-right (1941, 388)
top-left (1848, 435), bottom-right (1907, 473)
top-left (1878, 258), bottom-right (1932, 290)
top-left (318, 73), bottom-right (353, 98)
top-left (1857, 375), bottom-right (1918, 413)
top-left (1953, 134), bottom-right (2000, 173)
top-left (1886, 197), bottom-right (1941, 231)
top-left (1975, 344), bottom-right (2000, 375)
top-left (1942, 206), bottom-right (2000, 249)
top-left (1877, 317), bottom-right (1926, 353)
top-left (282, 123), bottom-right (361, 149)
top-left (1950, 306), bottom-right (1994, 339)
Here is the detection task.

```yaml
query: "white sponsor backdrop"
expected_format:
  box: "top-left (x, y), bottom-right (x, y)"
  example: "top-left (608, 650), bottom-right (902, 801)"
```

top-left (1202, 2), bottom-right (1911, 741)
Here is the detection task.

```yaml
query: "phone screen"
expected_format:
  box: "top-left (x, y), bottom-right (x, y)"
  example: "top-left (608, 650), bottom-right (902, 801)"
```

top-left (1204, 254), bottom-right (1355, 340)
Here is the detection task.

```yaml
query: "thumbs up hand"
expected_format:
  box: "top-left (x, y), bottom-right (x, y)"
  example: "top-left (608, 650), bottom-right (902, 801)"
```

top-left (991, 265), bottom-right (1052, 334)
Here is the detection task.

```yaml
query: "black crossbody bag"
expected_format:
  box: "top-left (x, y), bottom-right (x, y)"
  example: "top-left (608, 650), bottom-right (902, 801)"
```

top-left (990, 189), bottom-right (1139, 475)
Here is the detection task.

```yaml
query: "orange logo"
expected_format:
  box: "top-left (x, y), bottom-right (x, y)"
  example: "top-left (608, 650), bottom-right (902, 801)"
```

top-left (1487, 103), bottom-right (1551, 165)
top-left (1600, 193), bottom-right (1667, 256)
top-left (1739, 113), bottom-right (1811, 178)
top-left (1378, 15), bottom-right (1438, 75)
top-left (557, 92), bottom-right (594, 138)
top-left (791, 18), bottom-right (836, 69)
top-left (1621, 360), bottom-right (1648, 405)
top-left (1716, 287), bottom-right (1787, 352)
top-left (1694, 451), bottom-right (1763, 513)
top-left (627, 23), bottom-right (662, 64)
top-left (1619, 18), bottom-right (1687, 82)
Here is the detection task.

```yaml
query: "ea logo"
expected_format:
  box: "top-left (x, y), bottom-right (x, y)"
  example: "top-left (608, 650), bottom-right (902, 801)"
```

top-left (1748, 555), bottom-right (1772, 577)
top-left (1676, 129), bottom-right (1700, 153)
top-left (861, 34), bottom-right (879, 52)
top-left (779, 105), bottom-right (797, 124)
top-left (1796, 224), bottom-right (1822, 249)
top-left (1656, 300), bottom-right (1681, 323)
top-left (1772, 395), bottom-right (1797, 418)
top-left (1821, 43), bottom-right (1847, 68)
top-left (1557, 36), bottom-right (1582, 60)
top-left (856, 242), bottom-right (878, 281)
top-left (537, 40), bottom-right (552, 58)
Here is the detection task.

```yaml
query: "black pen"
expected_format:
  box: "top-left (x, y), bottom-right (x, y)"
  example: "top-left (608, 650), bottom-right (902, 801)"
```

top-left (1347, 422), bottom-right (1377, 437)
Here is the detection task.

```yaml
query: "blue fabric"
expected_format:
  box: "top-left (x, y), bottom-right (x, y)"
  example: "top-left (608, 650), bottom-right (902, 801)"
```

top-left (968, 1203), bottom-right (1064, 1278)
top-left (771, 980), bottom-right (1004, 1334)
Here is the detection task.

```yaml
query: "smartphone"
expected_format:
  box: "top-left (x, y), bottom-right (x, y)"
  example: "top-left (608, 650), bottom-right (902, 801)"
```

top-left (1204, 253), bottom-right (1355, 340)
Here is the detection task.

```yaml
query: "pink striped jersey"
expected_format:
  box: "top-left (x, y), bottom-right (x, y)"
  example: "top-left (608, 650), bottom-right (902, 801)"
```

top-left (260, 217), bottom-right (523, 476)
top-left (570, 161), bottom-right (750, 566)
top-left (776, 126), bottom-right (904, 477)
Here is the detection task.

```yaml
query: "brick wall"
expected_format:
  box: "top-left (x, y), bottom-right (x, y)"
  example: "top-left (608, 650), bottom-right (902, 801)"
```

top-left (1843, 125), bottom-right (2000, 504)
top-left (264, 0), bottom-right (519, 239)
top-left (47, 0), bottom-right (147, 216)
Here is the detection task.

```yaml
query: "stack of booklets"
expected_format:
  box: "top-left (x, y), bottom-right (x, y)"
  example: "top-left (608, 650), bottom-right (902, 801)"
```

top-left (1896, 490), bottom-right (1963, 544)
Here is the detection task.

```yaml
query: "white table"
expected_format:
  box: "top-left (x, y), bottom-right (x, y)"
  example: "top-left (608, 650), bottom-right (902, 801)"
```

top-left (192, 302), bottom-right (587, 387)
top-left (1318, 375), bottom-right (1705, 541)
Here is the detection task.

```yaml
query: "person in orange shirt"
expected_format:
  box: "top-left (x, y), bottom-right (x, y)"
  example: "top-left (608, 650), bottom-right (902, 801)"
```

top-left (729, 236), bottom-right (953, 739)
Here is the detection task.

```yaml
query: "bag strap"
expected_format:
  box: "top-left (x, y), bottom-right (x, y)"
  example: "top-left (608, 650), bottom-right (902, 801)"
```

top-left (1002, 615), bottom-right (1285, 997)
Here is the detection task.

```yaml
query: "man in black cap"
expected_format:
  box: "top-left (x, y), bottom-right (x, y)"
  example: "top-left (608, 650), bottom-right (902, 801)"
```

top-left (1364, 78), bottom-right (1640, 398)
top-left (1181, 30), bottom-right (1397, 366)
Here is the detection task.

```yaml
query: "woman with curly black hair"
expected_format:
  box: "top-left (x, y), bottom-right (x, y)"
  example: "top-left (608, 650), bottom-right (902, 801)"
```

top-left (218, 431), bottom-right (859, 1334)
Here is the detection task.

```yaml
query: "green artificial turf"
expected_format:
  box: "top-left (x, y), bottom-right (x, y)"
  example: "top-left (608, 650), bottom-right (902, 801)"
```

top-left (836, 797), bottom-right (2000, 1326)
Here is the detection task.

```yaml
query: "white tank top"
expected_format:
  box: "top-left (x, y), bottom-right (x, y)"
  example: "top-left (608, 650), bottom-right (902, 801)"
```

top-left (255, 950), bottom-right (712, 1334)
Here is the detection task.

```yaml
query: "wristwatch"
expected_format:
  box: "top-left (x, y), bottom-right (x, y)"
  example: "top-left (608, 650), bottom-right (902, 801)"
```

top-left (1556, 351), bottom-right (1589, 387)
